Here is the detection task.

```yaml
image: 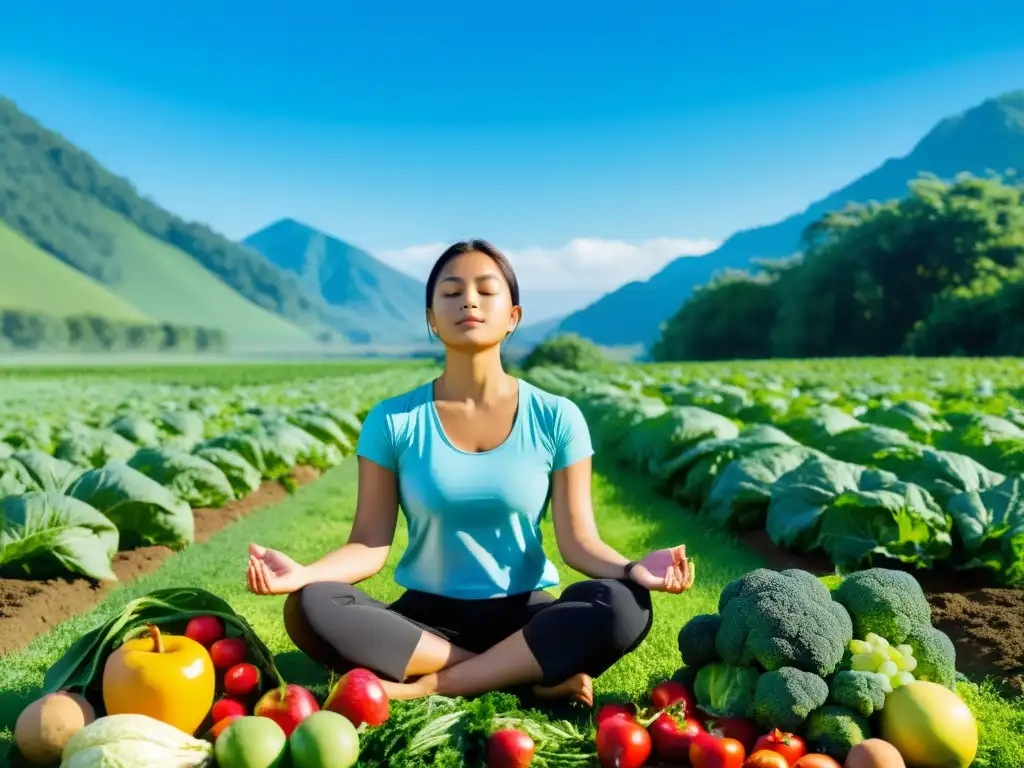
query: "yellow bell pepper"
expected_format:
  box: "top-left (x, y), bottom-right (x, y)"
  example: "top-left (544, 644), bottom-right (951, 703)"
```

top-left (102, 623), bottom-right (216, 735)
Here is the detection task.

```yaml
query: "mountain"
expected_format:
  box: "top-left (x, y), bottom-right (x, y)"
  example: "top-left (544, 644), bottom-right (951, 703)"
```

top-left (243, 218), bottom-right (427, 345)
top-left (0, 97), bottom-right (334, 349)
top-left (542, 88), bottom-right (1024, 350)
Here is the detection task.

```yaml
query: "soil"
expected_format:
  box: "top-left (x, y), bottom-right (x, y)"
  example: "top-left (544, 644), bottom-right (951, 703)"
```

top-left (0, 466), bottom-right (320, 657)
top-left (740, 529), bottom-right (1024, 694)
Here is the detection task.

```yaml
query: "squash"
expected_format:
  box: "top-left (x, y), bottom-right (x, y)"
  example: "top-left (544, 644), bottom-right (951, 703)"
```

top-left (879, 681), bottom-right (977, 768)
top-left (102, 623), bottom-right (215, 735)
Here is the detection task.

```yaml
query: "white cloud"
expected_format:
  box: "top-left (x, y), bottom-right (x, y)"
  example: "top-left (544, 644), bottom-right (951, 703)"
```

top-left (376, 236), bottom-right (720, 291)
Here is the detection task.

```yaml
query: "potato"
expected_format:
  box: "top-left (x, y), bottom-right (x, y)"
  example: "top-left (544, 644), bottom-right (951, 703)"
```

top-left (14, 691), bottom-right (96, 765)
top-left (845, 739), bottom-right (906, 768)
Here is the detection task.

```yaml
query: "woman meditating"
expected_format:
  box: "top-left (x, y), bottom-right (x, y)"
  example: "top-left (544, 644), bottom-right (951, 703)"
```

top-left (245, 240), bottom-right (695, 706)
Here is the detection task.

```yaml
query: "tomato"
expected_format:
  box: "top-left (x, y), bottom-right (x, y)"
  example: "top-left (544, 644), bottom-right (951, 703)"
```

top-left (650, 680), bottom-right (696, 715)
top-left (753, 728), bottom-right (807, 764)
top-left (742, 750), bottom-right (790, 768)
top-left (596, 702), bottom-right (637, 727)
top-left (689, 731), bottom-right (747, 768)
top-left (596, 717), bottom-right (651, 768)
top-left (791, 755), bottom-right (841, 768)
top-left (648, 712), bottom-right (704, 764)
top-left (708, 717), bottom-right (759, 753)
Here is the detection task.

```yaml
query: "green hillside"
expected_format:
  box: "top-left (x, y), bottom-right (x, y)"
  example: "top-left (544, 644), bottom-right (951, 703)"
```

top-left (243, 218), bottom-right (426, 344)
top-left (547, 88), bottom-right (1024, 350)
top-left (0, 222), bottom-right (149, 321)
top-left (81, 205), bottom-right (318, 348)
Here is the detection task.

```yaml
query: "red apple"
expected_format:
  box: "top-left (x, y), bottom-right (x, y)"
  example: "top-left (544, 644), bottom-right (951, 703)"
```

top-left (185, 615), bottom-right (225, 648)
top-left (211, 697), bottom-right (248, 723)
top-left (210, 637), bottom-right (247, 669)
top-left (253, 683), bottom-right (319, 736)
top-left (224, 663), bottom-right (261, 697)
top-left (323, 668), bottom-right (390, 727)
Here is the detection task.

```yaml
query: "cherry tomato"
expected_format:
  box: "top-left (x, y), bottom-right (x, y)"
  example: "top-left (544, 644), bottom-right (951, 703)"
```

top-left (741, 750), bottom-right (790, 768)
top-left (753, 727), bottom-right (807, 764)
top-left (792, 755), bottom-right (842, 768)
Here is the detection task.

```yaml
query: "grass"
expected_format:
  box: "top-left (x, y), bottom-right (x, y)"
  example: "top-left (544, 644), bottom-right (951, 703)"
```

top-left (0, 222), bottom-right (151, 321)
top-left (2, 455), bottom-right (1021, 766)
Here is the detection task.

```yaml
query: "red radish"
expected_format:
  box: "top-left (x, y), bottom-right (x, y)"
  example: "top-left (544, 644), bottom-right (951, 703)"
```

top-left (224, 663), bottom-right (262, 697)
top-left (650, 680), bottom-right (695, 714)
top-left (648, 712), bottom-right (704, 764)
top-left (253, 683), bottom-right (319, 737)
top-left (206, 714), bottom-right (242, 742)
top-left (596, 717), bottom-right (651, 768)
top-left (595, 702), bottom-right (637, 727)
top-left (486, 728), bottom-right (535, 768)
top-left (211, 697), bottom-right (248, 723)
top-left (323, 668), bottom-right (390, 727)
top-left (184, 615), bottom-right (225, 648)
top-left (209, 637), bottom-right (247, 669)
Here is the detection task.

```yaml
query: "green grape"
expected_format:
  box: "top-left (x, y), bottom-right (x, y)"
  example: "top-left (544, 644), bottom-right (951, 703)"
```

top-left (875, 673), bottom-right (894, 694)
top-left (849, 639), bottom-right (872, 655)
top-left (894, 671), bottom-right (916, 688)
top-left (851, 653), bottom-right (878, 672)
top-left (869, 649), bottom-right (891, 669)
top-left (903, 656), bottom-right (918, 673)
top-left (886, 645), bottom-right (905, 665)
top-left (897, 644), bottom-right (915, 658)
top-left (879, 660), bottom-right (899, 677)
top-left (866, 632), bottom-right (889, 649)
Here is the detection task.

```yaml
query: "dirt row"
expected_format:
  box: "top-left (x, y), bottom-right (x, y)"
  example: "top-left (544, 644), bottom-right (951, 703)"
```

top-left (0, 466), bottom-right (320, 657)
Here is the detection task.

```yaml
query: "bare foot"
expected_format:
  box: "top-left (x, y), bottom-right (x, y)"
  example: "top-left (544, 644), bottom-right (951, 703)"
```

top-left (379, 678), bottom-right (431, 701)
top-left (532, 672), bottom-right (594, 706)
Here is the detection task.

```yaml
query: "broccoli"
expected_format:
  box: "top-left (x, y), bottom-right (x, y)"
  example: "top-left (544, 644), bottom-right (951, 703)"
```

top-left (904, 624), bottom-right (957, 689)
top-left (678, 613), bottom-right (721, 668)
top-left (805, 704), bottom-right (872, 762)
top-left (752, 666), bottom-right (829, 731)
top-left (714, 568), bottom-right (853, 676)
top-left (833, 568), bottom-right (932, 643)
top-left (827, 670), bottom-right (888, 717)
top-left (693, 661), bottom-right (761, 718)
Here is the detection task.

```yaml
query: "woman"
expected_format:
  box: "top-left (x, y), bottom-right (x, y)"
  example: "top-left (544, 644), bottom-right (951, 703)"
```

top-left (246, 240), bottom-right (695, 706)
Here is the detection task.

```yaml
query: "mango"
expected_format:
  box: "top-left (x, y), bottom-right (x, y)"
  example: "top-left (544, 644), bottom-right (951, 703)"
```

top-left (880, 680), bottom-right (977, 767)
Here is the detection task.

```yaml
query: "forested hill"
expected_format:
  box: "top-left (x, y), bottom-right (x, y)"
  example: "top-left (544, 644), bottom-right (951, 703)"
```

top-left (547, 88), bottom-right (1024, 349)
top-left (0, 97), bottom-right (332, 347)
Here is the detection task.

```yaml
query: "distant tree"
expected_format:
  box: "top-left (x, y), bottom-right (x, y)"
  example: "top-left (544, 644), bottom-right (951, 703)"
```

top-left (651, 267), bottom-right (783, 362)
top-left (520, 332), bottom-right (608, 372)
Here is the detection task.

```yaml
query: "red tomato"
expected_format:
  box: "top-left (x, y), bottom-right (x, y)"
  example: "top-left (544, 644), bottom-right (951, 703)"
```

top-left (792, 755), bottom-right (841, 768)
top-left (596, 702), bottom-right (637, 727)
top-left (709, 717), bottom-right (759, 753)
top-left (689, 731), bottom-right (746, 768)
top-left (647, 712), bottom-right (704, 764)
top-left (650, 680), bottom-right (696, 714)
top-left (596, 717), bottom-right (652, 768)
top-left (741, 750), bottom-right (790, 768)
top-left (753, 728), bottom-right (807, 764)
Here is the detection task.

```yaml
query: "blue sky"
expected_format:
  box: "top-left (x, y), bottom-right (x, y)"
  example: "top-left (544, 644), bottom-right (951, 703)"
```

top-left (3, 1), bottom-right (1023, 321)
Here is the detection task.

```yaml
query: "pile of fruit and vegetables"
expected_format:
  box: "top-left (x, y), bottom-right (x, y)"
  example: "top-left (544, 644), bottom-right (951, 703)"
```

top-left (11, 567), bottom-right (981, 768)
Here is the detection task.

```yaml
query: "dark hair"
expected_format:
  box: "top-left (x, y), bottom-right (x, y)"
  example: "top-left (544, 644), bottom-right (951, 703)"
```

top-left (425, 239), bottom-right (520, 341)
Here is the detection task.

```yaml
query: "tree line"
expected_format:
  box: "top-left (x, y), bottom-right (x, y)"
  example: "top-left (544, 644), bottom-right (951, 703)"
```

top-left (651, 173), bottom-right (1024, 361)
top-left (0, 311), bottom-right (226, 354)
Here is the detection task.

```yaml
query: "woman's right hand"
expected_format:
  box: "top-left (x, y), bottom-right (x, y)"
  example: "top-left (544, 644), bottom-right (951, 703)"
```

top-left (247, 542), bottom-right (309, 595)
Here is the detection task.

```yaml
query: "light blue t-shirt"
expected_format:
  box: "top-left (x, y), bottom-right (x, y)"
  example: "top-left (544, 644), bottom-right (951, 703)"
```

top-left (355, 377), bottom-right (594, 599)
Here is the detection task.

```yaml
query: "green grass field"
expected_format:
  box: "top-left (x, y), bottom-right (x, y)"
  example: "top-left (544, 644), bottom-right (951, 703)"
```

top-left (2, 454), bottom-right (1022, 767)
top-left (0, 222), bottom-right (151, 321)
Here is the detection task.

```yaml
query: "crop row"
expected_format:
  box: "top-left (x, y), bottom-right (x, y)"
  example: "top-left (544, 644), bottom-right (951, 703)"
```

top-left (0, 368), bottom-right (436, 583)
top-left (525, 364), bottom-right (1024, 586)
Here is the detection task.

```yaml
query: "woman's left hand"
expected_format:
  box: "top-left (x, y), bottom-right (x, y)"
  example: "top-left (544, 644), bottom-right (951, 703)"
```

top-left (628, 545), bottom-right (695, 593)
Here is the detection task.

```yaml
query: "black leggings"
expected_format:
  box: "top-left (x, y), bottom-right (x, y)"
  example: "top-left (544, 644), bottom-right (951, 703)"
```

top-left (283, 578), bottom-right (654, 685)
